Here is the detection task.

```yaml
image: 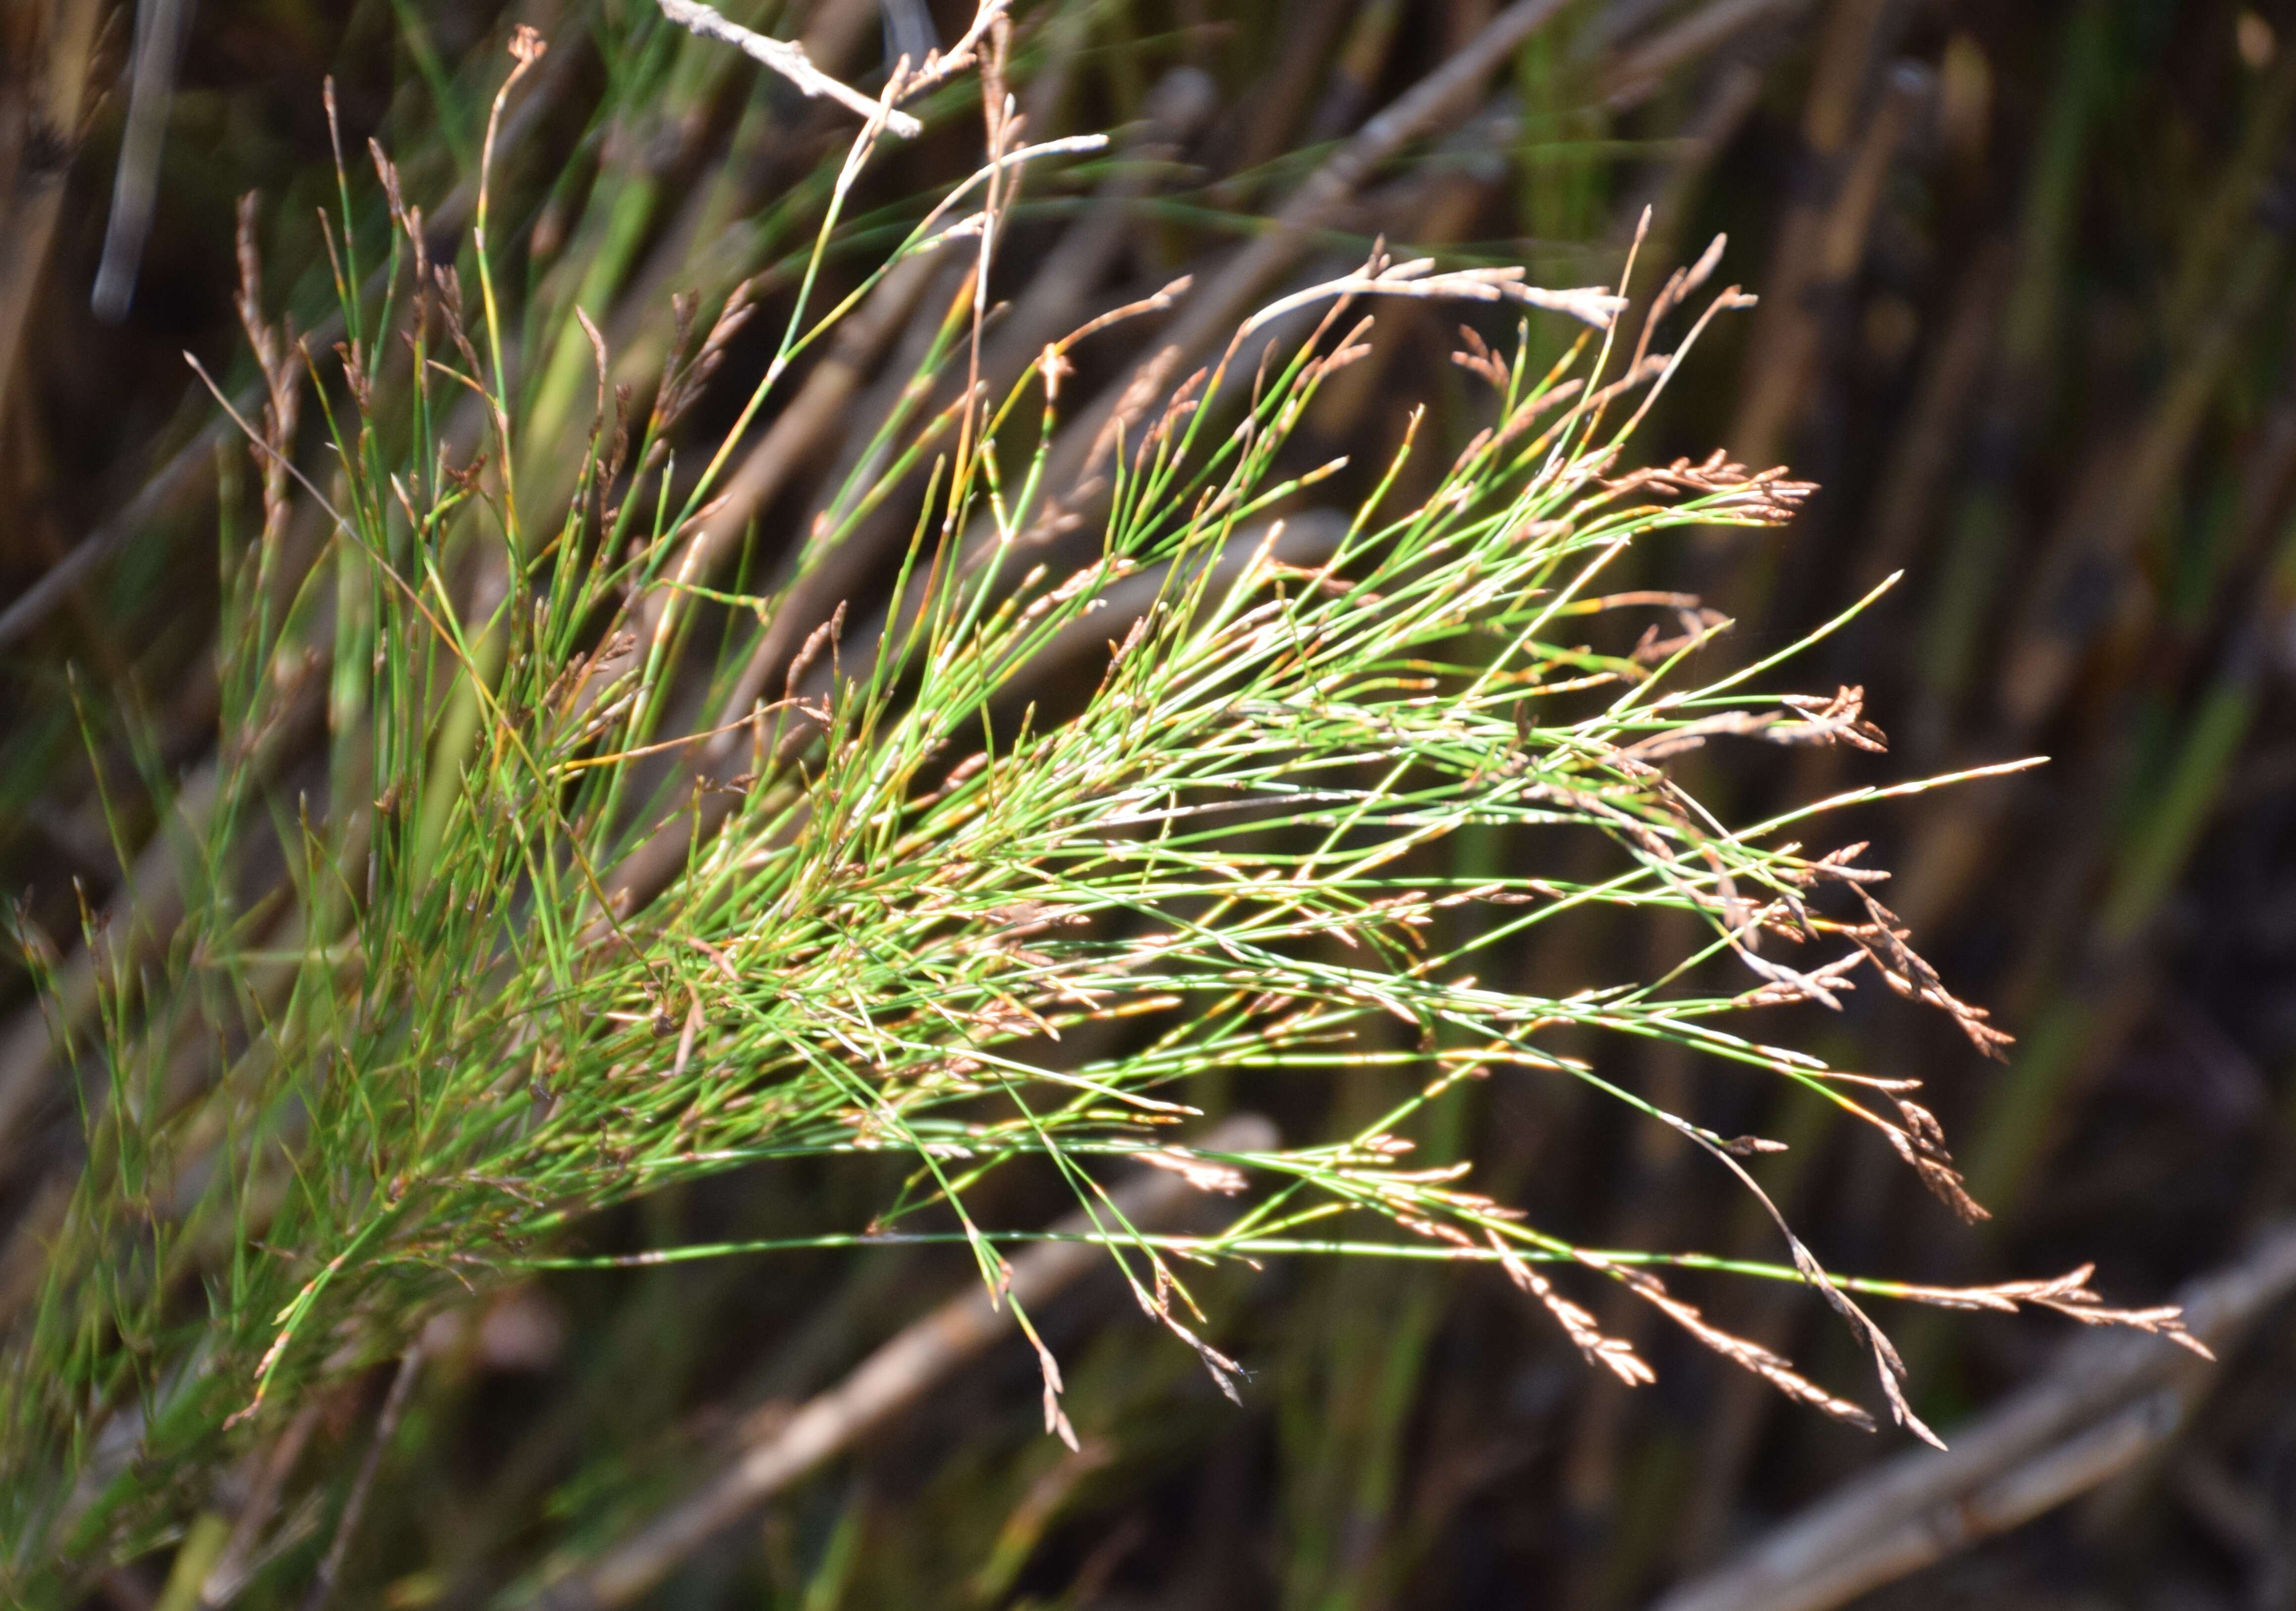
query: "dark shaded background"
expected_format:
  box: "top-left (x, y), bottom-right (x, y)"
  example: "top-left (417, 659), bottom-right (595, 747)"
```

top-left (4, 0), bottom-right (2296, 1606)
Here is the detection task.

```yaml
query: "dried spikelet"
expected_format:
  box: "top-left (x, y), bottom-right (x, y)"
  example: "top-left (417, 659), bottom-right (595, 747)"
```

top-left (1134, 1285), bottom-right (1247, 1405)
top-left (1603, 449), bottom-right (1817, 522)
top-left (1624, 603), bottom-right (1730, 667)
top-left (1023, 1329), bottom-right (1080, 1452)
top-left (645, 290), bottom-right (703, 443)
top-left (1622, 230), bottom-right (1728, 380)
top-left (1133, 1149), bottom-right (1249, 1195)
top-left (1883, 1265), bottom-right (2213, 1357)
top-left (1731, 951), bottom-right (1866, 1011)
top-left (1778, 685), bottom-right (1889, 751)
top-left (1575, 1252), bottom-right (1875, 1430)
top-left (431, 262), bottom-right (483, 379)
top-left (230, 191), bottom-right (304, 548)
top-left (1657, 1115), bottom-right (1946, 1447)
top-left (1450, 324), bottom-right (1511, 389)
top-left (1614, 712), bottom-right (1774, 763)
top-left (653, 271), bottom-right (762, 431)
top-left (1489, 1236), bottom-right (1654, 1386)
top-left (1102, 613), bottom-right (1152, 682)
top-left (1396, 1214), bottom-right (1477, 1249)
top-left (1781, 841), bottom-right (1892, 887)
top-left (1845, 888), bottom-right (2015, 1059)
top-left (1884, 1099), bottom-right (1991, 1224)
top-left (782, 603), bottom-right (847, 701)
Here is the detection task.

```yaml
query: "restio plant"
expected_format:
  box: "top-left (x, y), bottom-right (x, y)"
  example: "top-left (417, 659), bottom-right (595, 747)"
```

top-left (0, 6), bottom-right (2201, 1601)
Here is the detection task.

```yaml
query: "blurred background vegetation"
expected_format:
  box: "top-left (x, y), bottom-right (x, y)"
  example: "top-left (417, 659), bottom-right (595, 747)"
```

top-left (4, 0), bottom-right (2296, 1605)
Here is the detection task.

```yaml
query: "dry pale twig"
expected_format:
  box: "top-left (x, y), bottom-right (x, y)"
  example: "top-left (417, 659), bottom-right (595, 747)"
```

top-left (652, 0), bottom-right (927, 137)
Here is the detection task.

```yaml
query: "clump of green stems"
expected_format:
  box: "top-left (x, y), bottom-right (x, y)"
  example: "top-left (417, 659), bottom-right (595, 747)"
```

top-left (0, 25), bottom-right (2200, 1600)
